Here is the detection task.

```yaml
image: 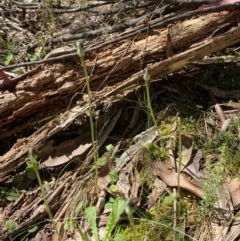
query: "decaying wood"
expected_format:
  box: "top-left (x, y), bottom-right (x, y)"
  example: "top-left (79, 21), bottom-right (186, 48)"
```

top-left (1, 9), bottom-right (240, 139)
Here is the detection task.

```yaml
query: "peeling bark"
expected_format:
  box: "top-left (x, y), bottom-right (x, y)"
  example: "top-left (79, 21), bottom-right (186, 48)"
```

top-left (1, 10), bottom-right (240, 139)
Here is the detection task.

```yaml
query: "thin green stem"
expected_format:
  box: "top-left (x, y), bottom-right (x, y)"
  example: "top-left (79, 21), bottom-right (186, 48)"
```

top-left (46, 0), bottom-right (56, 29)
top-left (76, 42), bottom-right (99, 194)
top-left (143, 68), bottom-right (159, 131)
top-left (177, 118), bottom-right (182, 216)
top-left (29, 149), bottom-right (62, 241)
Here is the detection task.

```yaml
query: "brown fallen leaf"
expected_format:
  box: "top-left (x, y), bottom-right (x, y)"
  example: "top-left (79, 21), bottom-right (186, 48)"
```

top-left (98, 159), bottom-right (114, 177)
top-left (179, 135), bottom-right (193, 171)
top-left (43, 142), bottom-right (91, 167)
top-left (183, 150), bottom-right (201, 176)
top-left (0, 71), bottom-right (10, 82)
top-left (150, 162), bottom-right (205, 198)
top-left (89, 159), bottom-right (114, 194)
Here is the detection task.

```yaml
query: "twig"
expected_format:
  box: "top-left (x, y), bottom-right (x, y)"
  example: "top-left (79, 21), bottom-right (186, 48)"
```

top-left (1, 2), bottom-right (240, 72)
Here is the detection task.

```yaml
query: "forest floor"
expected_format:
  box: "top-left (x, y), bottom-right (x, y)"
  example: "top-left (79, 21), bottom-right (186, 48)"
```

top-left (1, 0), bottom-right (240, 241)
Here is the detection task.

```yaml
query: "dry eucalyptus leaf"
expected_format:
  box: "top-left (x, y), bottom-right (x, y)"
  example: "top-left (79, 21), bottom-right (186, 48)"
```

top-left (88, 175), bottom-right (111, 194)
top-left (98, 159), bottom-right (114, 177)
top-left (43, 143), bottom-right (91, 167)
top-left (183, 149), bottom-right (204, 186)
top-left (150, 162), bottom-right (205, 198)
top-left (178, 135), bottom-right (193, 171)
top-left (44, 155), bottom-right (70, 167)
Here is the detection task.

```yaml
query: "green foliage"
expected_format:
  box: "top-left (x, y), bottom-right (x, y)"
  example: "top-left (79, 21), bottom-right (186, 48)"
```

top-left (27, 149), bottom-right (38, 171)
top-left (85, 207), bottom-right (99, 241)
top-left (5, 187), bottom-right (20, 201)
top-left (0, 187), bottom-right (6, 198)
top-left (26, 148), bottom-right (39, 179)
top-left (199, 159), bottom-right (223, 218)
top-left (0, 186), bottom-right (20, 201)
top-left (109, 184), bottom-right (118, 193)
top-left (106, 144), bottom-right (114, 152)
top-left (26, 161), bottom-right (37, 179)
top-left (78, 228), bottom-right (91, 241)
top-left (27, 225), bottom-right (39, 233)
top-left (3, 32), bottom-right (14, 50)
top-left (177, 118), bottom-right (182, 215)
top-left (143, 68), bottom-right (159, 133)
top-left (97, 157), bottom-right (108, 168)
top-left (195, 105), bottom-right (203, 109)
top-left (187, 116), bottom-right (195, 124)
top-left (27, 53), bottom-right (38, 62)
top-left (12, 174), bottom-right (23, 184)
top-left (103, 198), bottom-right (126, 241)
top-left (104, 197), bottom-right (115, 210)
top-left (162, 194), bottom-right (174, 206)
top-left (27, 148), bottom-right (62, 241)
top-left (117, 192), bottom-right (190, 241)
top-left (5, 220), bottom-right (18, 232)
top-left (113, 233), bottom-right (126, 241)
top-left (4, 53), bottom-right (13, 65)
top-left (144, 143), bottom-right (161, 159)
top-left (198, 118), bottom-right (240, 218)
top-left (83, 198), bottom-right (126, 241)
top-left (166, 225), bottom-right (185, 241)
top-left (64, 219), bottom-right (76, 233)
top-left (109, 170), bottom-right (118, 183)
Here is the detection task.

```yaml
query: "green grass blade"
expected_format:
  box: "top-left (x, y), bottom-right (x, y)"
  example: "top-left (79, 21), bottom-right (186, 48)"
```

top-left (78, 227), bottom-right (92, 241)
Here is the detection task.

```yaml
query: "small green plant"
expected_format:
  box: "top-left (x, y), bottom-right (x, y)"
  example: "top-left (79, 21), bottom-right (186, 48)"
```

top-left (4, 32), bottom-right (14, 49)
top-left (27, 148), bottom-right (62, 241)
top-left (46, 0), bottom-right (56, 30)
top-left (82, 198), bottom-right (126, 241)
top-left (37, 34), bottom-right (48, 59)
top-left (187, 116), bottom-right (195, 124)
top-left (0, 187), bottom-right (20, 201)
top-left (4, 53), bottom-right (14, 66)
top-left (199, 117), bottom-right (240, 218)
top-left (85, 206), bottom-right (99, 241)
top-left (9, 224), bottom-right (39, 241)
top-left (199, 155), bottom-right (225, 219)
top-left (144, 142), bottom-right (162, 160)
top-left (106, 144), bottom-right (114, 153)
top-left (5, 220), bottom-right (18, 232)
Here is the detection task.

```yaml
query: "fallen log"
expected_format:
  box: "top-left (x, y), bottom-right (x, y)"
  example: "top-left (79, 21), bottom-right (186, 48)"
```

top-left (1, 6), bottom-right (240, 139)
